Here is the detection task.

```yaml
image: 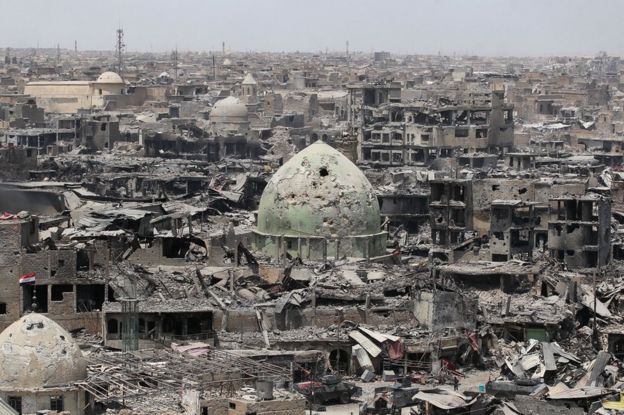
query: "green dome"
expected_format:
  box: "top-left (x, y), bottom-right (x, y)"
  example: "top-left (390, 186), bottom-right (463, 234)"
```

top-left (257, 141), bottom-right (381, 238)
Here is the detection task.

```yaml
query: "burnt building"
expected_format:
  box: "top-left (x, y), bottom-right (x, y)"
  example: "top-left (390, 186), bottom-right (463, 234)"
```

top-left (429, 178), bottom-right (473, 260)
top-left (489, 200), bottom-right (536, 262)
top-left (548, 194), bottom-right (611, 269)
top-left (378, 190), bottom-right (430, 232)
top-left (80, 114), bottom-right (120, 150)
top-left (353, 84), bottom-right (513, 166)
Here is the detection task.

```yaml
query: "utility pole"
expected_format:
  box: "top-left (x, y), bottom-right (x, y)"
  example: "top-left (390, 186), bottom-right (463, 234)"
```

top-left (115, 27), bottom-right (125, 79)
top-left (74, 40), bottom-right (77, 54)
top-left (222, 41), bottom-right (225, 55)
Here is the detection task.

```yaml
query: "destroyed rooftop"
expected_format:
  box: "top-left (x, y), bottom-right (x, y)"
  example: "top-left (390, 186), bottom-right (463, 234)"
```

top-left (3, 43), bottom-right (624, 415)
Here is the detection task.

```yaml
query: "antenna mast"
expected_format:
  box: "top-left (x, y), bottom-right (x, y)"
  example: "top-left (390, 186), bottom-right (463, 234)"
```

top-left (115, 27), bottom-right (125, 78)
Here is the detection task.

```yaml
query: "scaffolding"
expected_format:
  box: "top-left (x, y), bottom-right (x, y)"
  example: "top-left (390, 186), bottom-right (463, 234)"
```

top-left (76, 347), bottom-right (291, 403)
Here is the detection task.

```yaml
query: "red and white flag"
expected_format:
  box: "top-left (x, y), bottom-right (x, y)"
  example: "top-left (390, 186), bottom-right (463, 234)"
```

top-left (19, 272), bottom-right (36, 285)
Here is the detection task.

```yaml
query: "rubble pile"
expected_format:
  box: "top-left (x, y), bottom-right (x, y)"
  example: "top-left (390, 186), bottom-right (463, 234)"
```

top-left (3, 18), bottom-right (624, 415)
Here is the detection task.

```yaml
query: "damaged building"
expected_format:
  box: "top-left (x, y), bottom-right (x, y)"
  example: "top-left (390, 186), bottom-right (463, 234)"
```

top-left (4, 13), bottom-right (624, 415)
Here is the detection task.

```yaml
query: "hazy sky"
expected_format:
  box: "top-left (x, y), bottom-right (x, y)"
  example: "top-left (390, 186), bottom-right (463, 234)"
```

top-left (2, 0), bottom-right (624, 57)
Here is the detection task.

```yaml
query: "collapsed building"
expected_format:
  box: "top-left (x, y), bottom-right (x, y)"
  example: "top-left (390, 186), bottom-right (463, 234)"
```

top-left (352, 83), bottom-right (514, 165)
top-left (2, 43), bottom-right (624, 415)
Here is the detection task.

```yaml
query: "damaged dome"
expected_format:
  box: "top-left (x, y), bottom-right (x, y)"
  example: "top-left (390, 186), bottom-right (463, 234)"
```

top-left (210, 96), bottom-right (249, 121)
top-left (257, 140), bottom-right (381, 238)
top-left (0, 313), bottom-right (87, 391)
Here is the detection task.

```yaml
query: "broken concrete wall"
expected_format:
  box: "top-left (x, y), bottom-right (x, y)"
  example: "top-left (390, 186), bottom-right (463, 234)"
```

top-left (0, 390), bottom-right (84, 415)
top-left (279, 92), bottom-right (318, 122)
top-left (127, 238), bottom-right (187, 266)
top-left (0, 234), bottom-right (23, 266)
top-left (471, 179), bottom-right (587, 236)
top-left (490, 230), bottom-right (511, 260)
top-left (228, 397), bottom-right (306, 415)
top-left (47, 287), bottom-right (75, 315)
top-left (262, 93), bottom-right (284, 117)
top-left (0, 265), bottom-right (20, 330)
top-left (199, 398), bottom-right (229, 415)
top-left (21, 249), bottom-right (77, 280)
top-left (0, 219), bottom-right (34, 254)
top-left (214, 306), bottom-right (415, 333)
top-left (0, 147), bottom-right (38, 179)
top-left (81, 118), bottom-right (120, 150)
top-left (472, 179), bottom-right (533, 235)
top-left (413, 290), bottom-right (477, 332)
top-left (548, 197), bottom-right (611, 268)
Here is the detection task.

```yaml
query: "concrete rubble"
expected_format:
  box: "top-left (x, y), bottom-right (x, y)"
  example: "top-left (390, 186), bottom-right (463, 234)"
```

top-left (3, 19), bottom-right (624, 415)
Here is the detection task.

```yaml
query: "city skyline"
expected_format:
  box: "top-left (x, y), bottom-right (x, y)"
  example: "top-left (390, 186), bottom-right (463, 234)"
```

top-left (1, 0), bottom-right (623, 57)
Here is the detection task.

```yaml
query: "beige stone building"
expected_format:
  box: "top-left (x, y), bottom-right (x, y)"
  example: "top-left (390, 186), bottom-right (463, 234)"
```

top-left (24, 71), bottom-right (126, 113)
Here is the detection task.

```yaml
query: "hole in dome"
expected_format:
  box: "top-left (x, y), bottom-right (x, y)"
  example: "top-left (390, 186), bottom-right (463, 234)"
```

top-left (60, 335), bottom-right (65, 341)
top-left (319, 167), bottom-right (329, 177)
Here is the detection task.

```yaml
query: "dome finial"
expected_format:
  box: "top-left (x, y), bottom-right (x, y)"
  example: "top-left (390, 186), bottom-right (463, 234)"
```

top-left (31, 291), bottom-right (37, 313)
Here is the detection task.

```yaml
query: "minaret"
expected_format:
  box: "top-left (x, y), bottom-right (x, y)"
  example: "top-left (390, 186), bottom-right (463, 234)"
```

top-left (241, 72), bottom-right (258, 111)
top-left (172, 46), bottom-right (178, 80)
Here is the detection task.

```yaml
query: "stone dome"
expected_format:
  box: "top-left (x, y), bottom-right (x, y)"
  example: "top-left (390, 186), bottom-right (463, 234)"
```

top-left (95, 71), bottom-right (123, 84)
top-left (210, 96), bottom-right (249, 121)
top-left (257, 141), bottom-right (381, 238)
top-left (0, 313), bottom-right (87, 391)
